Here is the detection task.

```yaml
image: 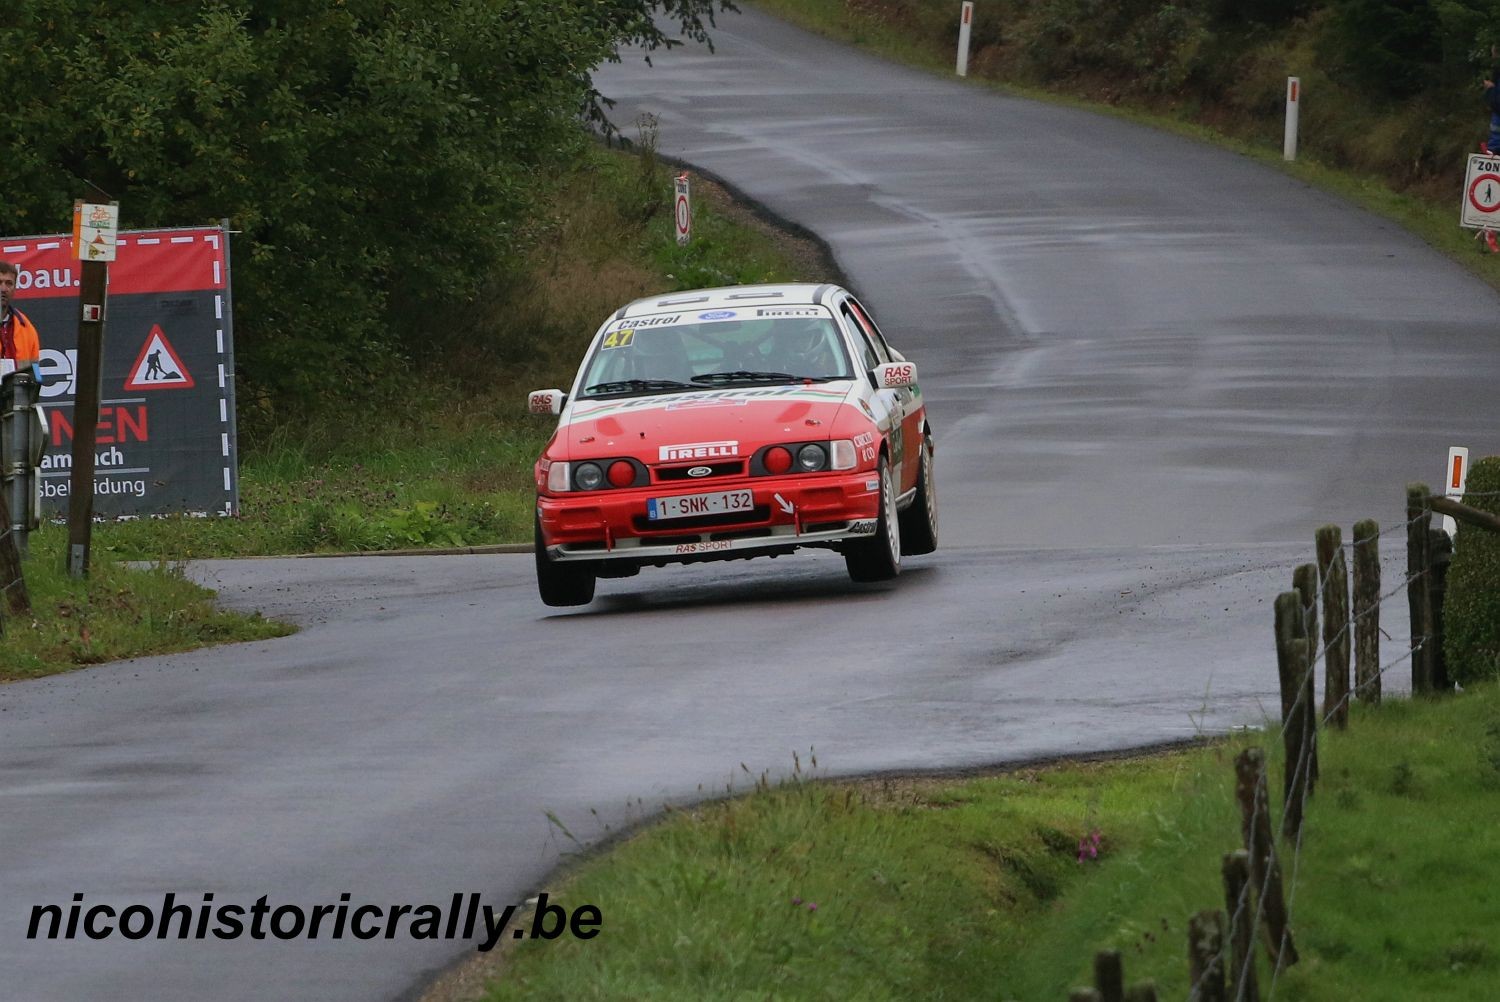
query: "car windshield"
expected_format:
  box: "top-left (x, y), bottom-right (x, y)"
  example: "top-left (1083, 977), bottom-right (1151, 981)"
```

top-left (578, 315), bottom-right (855, 397)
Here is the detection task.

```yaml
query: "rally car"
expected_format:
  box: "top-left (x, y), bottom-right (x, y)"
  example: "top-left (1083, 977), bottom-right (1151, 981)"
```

top-left (526, 283), bottom-right (936, 606)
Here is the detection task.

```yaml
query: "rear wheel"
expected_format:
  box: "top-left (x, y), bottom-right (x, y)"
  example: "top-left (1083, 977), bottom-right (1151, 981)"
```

top-left (535, 516), bottom-right (596, 607)
top-left (845, 457), bottom-right (901, 583)
top-left (899, 434), bottom-right (937, 556)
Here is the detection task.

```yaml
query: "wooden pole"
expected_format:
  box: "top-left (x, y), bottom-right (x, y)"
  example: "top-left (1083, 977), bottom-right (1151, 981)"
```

top-left (65, 216), bottom-right (111, 578)
top-left (1124, 984), bottom-right (1159, 1002)
top-left (1351, 519), bottom-right (1381, 703)
top-left (1094, 949), bottom-right (1125, 1002)
top-left (1234, 749), bottom-right (1298, 971)
top-left (1315, 525), bottom-right (1350, 727)
top-left (1428, 495), bottom-right (1500, 534)
top-left (1187, 909), bottom-right (1227, 1002)
top-left (1406, 484), bottom-right (1432, 693)
top-left (1428, 528), bottom-right (1453, 693)
top-left (1273, 593), bottom-right (1310, 838)
top-left (1222, 850), bottom-right (1260, 1002)
top-left (1291, 563), bottom-right (1319, 789)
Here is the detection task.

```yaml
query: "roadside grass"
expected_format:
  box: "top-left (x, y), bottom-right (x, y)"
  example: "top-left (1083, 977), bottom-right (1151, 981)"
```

top-left (92, 141), bottom-right (827, 561)
top-left (750, 0), bottom-right (1500, 297)
top-left (0, 525), bottom-right (291, 682)
top-left (482, 684), bottom-right (1500, 1000)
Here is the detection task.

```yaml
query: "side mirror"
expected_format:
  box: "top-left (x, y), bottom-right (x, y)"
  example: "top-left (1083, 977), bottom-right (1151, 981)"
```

top-left (526, 389), bottom-right (566, 416)
top-left (873, 362), bottom-right (917, 389)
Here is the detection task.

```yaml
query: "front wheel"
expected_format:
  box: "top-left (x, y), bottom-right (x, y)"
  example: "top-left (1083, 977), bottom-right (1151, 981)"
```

top-left (535, 516), bottom-right (596, 607)
top-left (844, 457), bottom-right (901, 583)
top-left (899, 434), bottom-right (937, 556)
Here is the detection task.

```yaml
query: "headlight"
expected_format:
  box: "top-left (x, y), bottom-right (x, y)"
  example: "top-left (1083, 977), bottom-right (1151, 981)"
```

top-left (574, 462), bottom-right (605, 491)
top-left (547, 462), bottom-right (571, 492)
top-left (796, 444), bottom-right (827, 472)
top-left (830, 440), bottom-right (856, 470)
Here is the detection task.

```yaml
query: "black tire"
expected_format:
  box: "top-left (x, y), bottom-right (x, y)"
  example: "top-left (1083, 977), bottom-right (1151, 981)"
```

top-left (899, 434), bottom-right (938, 556)
top-left (844, 456), bottom-right (902, 583)
top-left (535, 517), bottom-right (596, 607)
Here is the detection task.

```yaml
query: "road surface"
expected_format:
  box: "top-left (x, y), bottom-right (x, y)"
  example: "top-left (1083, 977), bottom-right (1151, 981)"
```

top-left (2, 7), bottom-right (1488, 1000)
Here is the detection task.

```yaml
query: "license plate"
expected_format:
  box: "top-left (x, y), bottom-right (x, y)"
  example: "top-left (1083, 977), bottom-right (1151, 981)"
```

top-left (647, 489), bottom-right (755, 521)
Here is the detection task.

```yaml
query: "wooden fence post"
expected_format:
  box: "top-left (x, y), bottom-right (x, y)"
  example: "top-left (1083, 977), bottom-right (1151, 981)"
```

top-left (1320, 525), bottom-right (1356, 729)
top-left (1351, 519), bottom-right (1381, 704)
top-left (1273, 593), bottom-right (1310, 838)
top-left (1187, 909), bottom-right (1227, 1002)
top-left (1428, 528), bottom-right (1453, 692)
top-left (1094, 949), bottom-right (1124, 1002)
top-left (1234, 749), bottom-right (1298, 971)
top-left (1291, 563), bottom-right (1319, 789)
top-left (1406, 484), bottom-right (1432, 693)
top-left (1069, 989), bottom-right (1102, 1002)
top-left (1124, 984), bottom-right (1159, 1002)
top-left (1315, 525), bottom-right (1350, 727)
top-left (1222, 850), bottom-right (1260, 1002)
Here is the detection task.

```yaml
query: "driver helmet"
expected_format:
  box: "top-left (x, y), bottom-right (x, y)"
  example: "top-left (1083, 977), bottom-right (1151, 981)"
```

top-left (777, 318), bottom-right (831, 362)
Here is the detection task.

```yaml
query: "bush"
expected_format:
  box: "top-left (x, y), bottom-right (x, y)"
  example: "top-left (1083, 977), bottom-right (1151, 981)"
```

top-left (1445, 456), bottom-right (1500, 685)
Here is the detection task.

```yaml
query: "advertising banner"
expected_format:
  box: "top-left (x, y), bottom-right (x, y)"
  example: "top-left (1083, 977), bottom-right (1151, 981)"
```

top-left (1, 225), bottom-right (238, 515)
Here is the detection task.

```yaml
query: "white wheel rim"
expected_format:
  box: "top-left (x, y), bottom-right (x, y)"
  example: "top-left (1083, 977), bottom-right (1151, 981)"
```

top-left (884, 464), bottom-right (900, 564)
top-left (923, 444), bottom-right (937, 536)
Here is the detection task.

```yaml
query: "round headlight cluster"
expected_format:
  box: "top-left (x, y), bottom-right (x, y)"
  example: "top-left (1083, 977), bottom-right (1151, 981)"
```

top-left (796, 444), bottom-right (828, 472)
top-left (574, 462), bottom-right (605, 491)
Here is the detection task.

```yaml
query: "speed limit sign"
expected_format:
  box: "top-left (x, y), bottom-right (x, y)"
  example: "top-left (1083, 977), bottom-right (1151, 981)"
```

top-left (674, 173), bottom-right (691, 246)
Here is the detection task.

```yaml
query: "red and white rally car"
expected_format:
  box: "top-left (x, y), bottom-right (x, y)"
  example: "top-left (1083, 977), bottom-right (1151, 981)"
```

top-left (527, 283), bottom-right (936, 606)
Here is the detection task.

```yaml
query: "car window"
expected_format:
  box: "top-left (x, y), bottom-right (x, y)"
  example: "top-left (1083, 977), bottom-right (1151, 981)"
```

top-left (579, 315), bottom-right (854, 395)
top-left (847, 297), bottom-right (896, 361)
top-left (841, 303), bottom-right (885, 369)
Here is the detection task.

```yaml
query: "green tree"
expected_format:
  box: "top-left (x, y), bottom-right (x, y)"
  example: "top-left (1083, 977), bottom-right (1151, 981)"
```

top-left (2, 0), bottom-right (734, 414)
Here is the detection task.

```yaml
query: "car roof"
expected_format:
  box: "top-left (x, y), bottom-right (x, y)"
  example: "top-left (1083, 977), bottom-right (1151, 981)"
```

top-left (610, 283), bottom-right (846, 321)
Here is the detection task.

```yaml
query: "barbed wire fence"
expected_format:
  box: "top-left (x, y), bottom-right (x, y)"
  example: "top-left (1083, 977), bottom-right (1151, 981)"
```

top-left (1067, 484), bottom-right (1500, 1002)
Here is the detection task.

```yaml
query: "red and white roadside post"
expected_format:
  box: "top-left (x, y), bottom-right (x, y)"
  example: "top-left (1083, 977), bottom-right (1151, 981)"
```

top-left (956, 2), bottom-right (974, 78)
top-left (1284, 76), bottom-right (1300, 161)
top-left (674, 173), bottom-right (691, 247)
top-left (1442, 446), bottom-right (1469, 540)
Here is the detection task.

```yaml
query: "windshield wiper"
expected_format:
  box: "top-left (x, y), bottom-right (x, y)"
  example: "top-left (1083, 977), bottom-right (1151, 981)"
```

top-left (585, 378), bottom-right (695, 395)
top-left (689, 370), bottom-right (815, 385)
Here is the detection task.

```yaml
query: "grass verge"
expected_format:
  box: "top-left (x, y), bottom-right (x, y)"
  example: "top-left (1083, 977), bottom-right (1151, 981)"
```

top-left (1, 525), bottom-right (292, 683)
top-left (476, 684), bottom-right (1500, 1000)
top-left (749, 0), bottom-right (1500, 297)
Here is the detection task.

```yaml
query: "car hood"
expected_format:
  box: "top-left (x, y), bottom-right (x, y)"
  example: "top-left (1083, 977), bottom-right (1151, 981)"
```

top-left (554, 384), bottom-right (860, 463)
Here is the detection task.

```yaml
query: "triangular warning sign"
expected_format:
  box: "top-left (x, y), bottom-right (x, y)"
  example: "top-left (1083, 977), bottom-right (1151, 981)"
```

top-left (124, 325), bottom-right (195, 391)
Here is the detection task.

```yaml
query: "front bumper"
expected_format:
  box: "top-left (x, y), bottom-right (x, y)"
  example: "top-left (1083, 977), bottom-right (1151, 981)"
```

top-left (538, 472), bottom-right (880, 564)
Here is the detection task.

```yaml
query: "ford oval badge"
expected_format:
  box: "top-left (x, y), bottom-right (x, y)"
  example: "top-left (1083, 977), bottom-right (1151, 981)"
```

top-left (687, 465), bottom-right (714, 477)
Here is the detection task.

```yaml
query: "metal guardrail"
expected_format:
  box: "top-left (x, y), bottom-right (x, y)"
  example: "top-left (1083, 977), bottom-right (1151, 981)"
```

top-left (1, 368), bottom-right (46, 554)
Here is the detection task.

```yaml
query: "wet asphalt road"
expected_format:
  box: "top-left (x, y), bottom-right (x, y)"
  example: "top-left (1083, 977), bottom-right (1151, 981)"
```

top-left (0, 7), bottom-right (1490, 1001)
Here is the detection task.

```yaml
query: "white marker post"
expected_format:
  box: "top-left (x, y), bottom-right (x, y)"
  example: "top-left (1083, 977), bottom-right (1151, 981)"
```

top-left (956, 2), bottom-right (974, 78)
top-left (1284, 76), bottom-right (1300, 161)
top-left (1442, 446), bottom-right (1469, 539)
top-left (673, 173), bottom-right (691, 247)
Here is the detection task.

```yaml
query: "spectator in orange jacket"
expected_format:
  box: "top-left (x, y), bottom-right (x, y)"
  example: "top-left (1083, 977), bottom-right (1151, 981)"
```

top-left (0, 261), bottom-right (41, 368)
